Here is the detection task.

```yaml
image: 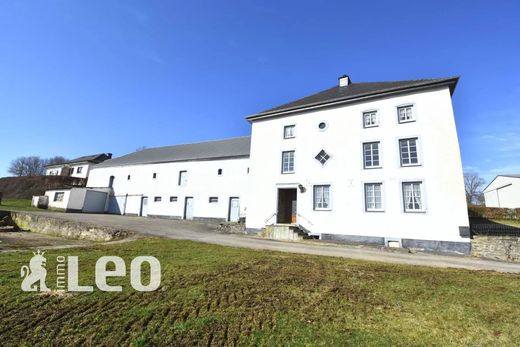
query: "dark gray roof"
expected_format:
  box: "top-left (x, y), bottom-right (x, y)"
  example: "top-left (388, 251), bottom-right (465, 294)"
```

top-left (45, 153), bottom-right (112, 168)
top-left (247, 77), bottom-right (459, 120)
top-left (96, 137), bottom-right (251, 168)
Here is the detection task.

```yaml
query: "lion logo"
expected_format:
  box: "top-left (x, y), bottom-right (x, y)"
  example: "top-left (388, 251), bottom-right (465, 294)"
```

top-left (20, 250), bottom-right (50, 292)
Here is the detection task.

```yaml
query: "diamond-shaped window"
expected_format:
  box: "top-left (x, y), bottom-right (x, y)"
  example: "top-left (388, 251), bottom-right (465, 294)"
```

top-left (315, 150), bottom-right (331, 165)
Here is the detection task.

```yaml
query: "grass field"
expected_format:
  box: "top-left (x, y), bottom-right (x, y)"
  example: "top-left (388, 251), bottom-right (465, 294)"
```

top-left (1, 238), bottom-right (520, 346)
top-left (0, 199), bottom-right (63, 212)
top-left (492, 219), bottom-right (520, 227)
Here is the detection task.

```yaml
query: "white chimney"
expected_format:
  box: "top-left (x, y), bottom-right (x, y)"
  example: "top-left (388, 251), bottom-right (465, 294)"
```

top-left (338, 74), bottom-right (351, 87)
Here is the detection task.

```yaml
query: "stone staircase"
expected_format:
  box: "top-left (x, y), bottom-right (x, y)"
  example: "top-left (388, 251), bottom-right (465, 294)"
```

top-left (261, 224), bottom-right (310, 241)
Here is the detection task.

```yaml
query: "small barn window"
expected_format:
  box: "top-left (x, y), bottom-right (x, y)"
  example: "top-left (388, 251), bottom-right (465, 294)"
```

top-left (127, 175), bottom-right (131, 180)
top-left (77, 167), bottom-right (83, 174)
top-left (209, 197), bottom-right (218, 203)
top-left (153, 173), bottom-right (157, 179)
top-left (154, 196), bottom-right (162, 202)
top-left (170, 196), bottom-right (178, 202)
top-left (218, 169), bottom-right (223, 176)
top-left (54, 192), bottom-right (65, 202)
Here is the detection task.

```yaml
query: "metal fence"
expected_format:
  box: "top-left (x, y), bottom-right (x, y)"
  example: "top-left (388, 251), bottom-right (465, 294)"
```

top-left (470, 218), bottom-right (520, 236)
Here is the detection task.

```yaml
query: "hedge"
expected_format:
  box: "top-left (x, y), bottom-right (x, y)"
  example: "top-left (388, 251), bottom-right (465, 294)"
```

top-left (468, 205), bottom-right (520, 220)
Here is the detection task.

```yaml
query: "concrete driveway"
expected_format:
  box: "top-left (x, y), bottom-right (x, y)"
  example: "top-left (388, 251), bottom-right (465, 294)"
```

top-left (17, 211), bottom-right (520, 273)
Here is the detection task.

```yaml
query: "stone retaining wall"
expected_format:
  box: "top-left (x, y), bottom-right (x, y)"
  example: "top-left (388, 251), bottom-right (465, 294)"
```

top-left (471, 235), bottom-right (520, 262)
top-left (11, 212), bottom-right (131, 242)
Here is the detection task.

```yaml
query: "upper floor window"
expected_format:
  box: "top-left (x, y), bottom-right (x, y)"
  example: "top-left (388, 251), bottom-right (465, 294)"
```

top-left (365, 183), bottom-right (383, 211)
top-left (154, 196), bottom-right (162, 202)
top-left (178, 171), bottom-right (187, 186)
top-left (77, 167), bottom-right (83, 174)
top-left (363, 111), bottom-right (378, 128)
top-left (170, 196), bottom-right (178, 202)
top-left (363, 142), bottom-right (381, 168)
top-left (315, 149), bottom-right (331, 166)
top-left (209, 197), bottom-right (218, 203)
top-left (281, 151), bottom-right (295, 174)
top-left (318, 121), bottom-right (328, 131)
top-left (54, 192), bottom-right (64, 202)
top-left (398, 105), bottom-right (415, 123)
top-left (313, 185), bottom-right (331, 210)
top-left (284, 125), bottom-right (295, 139)
top-left (403, 182), bottom-right (424, 212)
top-left (399, 138), bottom-right (419, 166)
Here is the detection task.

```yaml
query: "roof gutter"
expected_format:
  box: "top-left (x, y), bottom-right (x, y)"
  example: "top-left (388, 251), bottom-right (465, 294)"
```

top-left (246, 78), bottom-right (459, 122)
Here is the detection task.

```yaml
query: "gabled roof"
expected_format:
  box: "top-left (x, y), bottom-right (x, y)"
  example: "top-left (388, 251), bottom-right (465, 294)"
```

top-left (95, 137), bottom-right (251, 168)
top-left (45, 153), bottom-right (112, 168)
top-left (247, 77), bottom-right (459, 121)
top-left (483, 175), bottom-right (520, 192)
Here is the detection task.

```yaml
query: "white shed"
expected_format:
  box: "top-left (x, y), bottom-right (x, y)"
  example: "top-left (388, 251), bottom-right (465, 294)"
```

top-left (484, 175), bottom-right (520, 208)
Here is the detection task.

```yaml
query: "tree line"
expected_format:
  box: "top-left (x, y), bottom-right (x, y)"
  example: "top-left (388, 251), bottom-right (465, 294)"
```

top-left (8, 156), bottom-right (68, 176)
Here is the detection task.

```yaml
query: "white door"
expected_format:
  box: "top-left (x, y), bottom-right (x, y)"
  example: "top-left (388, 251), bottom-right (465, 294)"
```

top-left (184, 197), bottom-right (194, 220)
top-left (229, 197), bottom-right (240, 222)
top-left (141, 197), bottom-right (148, 217)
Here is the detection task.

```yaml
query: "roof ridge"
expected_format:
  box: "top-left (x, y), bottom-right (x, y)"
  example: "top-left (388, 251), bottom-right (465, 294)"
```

top-left (138, 135), bottom-right (251, 152)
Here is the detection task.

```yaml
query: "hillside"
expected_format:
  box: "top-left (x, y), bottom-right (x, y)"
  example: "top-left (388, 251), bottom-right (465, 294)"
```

top-left (0, 176), bottom-right (86, 199)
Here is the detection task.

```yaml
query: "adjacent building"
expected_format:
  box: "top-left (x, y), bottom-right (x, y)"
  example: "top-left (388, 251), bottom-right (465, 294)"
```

top-left (86, 138), bottom-right (250, 221)
top-left (45, 153), bottom-right (112, 179)
top-left (484, 175), bottom-right (520, 208)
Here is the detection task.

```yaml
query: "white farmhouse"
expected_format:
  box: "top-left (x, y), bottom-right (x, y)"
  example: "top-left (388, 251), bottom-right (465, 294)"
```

top-left (86, 137), bottom-right (250, 221)
top-left (80, 75), bottom-right (469, 253)
top-left (45, 153), bottom-right (112, 179)
top-left (245, 76), bottom-right (470, 253)
top-left (484, 175), bottom-right (520, 208)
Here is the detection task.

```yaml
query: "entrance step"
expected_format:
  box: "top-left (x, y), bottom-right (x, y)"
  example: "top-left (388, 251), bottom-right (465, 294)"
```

top-left (261, 224), bottom-right (309, 241)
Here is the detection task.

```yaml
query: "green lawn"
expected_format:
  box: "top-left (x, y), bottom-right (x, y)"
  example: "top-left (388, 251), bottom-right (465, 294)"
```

top-left (0, 199), bottom-right (62, 212)
top-left (1, 238), bottom-right (519, 346)
top-left (492, 219), bottom-right (520, 228)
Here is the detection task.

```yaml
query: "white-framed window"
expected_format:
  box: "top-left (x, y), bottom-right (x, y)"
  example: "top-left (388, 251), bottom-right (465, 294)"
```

top-left (284, 125), bottom-right (295, 139)
top-left (209, 197), bottom-right (218, 203)
top-left (399, 138), bottom-right (419, 166)
top-left (402, 182), bottom-right (424, 212)
top-left (363, 111), bottom-right (378, 128)
top-left (365, 183), bottom-right (383, 211)
top-left (170, 196), bottom-right (178, 202)
top-left (154, 196), bottom-right (161, 202)
top-left (398, 105), bottom-right (415, 123)
top-left (281, 151), bottom-right (295, 174)
top-left (363, 142), bottom-right (381, 168)
top-left (178, 171), bottom-right (187, 186)
top-left (77, 167), bottom-right (83, 174)
top-left (54, 192), bottom-right (64, 202)
top-left (313, 185), bottom-right (331, 210)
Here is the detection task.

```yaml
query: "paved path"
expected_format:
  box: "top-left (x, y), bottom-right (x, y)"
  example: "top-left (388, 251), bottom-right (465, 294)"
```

top-left (17, 211), bottom-right (520, 273)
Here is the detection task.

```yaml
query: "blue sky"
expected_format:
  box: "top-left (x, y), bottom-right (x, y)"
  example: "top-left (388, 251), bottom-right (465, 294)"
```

top-left (0, 0), bottom-right (518, 182)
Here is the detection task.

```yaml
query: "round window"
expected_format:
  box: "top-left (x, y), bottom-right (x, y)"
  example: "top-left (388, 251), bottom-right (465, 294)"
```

top-left (318, 122), bottom-right (328, 130)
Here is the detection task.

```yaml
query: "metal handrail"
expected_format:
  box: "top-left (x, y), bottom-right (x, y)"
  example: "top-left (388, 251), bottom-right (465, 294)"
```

top-left (264, 212), bottom-right (277, 224)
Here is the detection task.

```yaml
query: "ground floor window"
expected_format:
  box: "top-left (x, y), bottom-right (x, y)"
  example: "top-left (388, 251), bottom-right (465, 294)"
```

top-left (365, 183), bottom-right (383, 211)
top-left (313, 185), bottom-right (331, 210)
top-left (402, 182), bottom-right (423, 211)
top-left (170, 196), bottom-right (178, 202)
top-left (154, 196), bottom-right (162, 202)
top-left (54, 192), bottom-right (64, 202)
top-left (209, 197), bottom-right (218, 203)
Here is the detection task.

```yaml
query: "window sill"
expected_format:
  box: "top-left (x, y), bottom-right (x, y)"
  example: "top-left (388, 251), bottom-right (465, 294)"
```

top-left (363, 125), bottom-right (379, 129)
top-left (364, 166), bottom-right (382, 170)
top-left (314, 208), bottom-right (332, 211)
top-left (366, 209), bottom-right (385, 213)
top-left (400, 163), bottom-right (421, 168)
top-left (283, 136), bottom-right (295, 140)
top-left (281, 171), bottom-right (295, 175)
top-left (404, 210), bottom-right (426, 214)
top-left (398, 119), bottom-right (416, 124)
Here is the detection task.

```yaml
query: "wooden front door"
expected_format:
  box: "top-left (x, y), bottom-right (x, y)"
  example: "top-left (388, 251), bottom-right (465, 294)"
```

top-left (277, 188), bottom-right (297, 224)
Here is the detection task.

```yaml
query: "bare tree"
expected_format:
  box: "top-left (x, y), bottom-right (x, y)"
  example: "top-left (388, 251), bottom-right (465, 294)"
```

top-left (8, 156), bottom-right (47, 176)
top-left (464, 173), bottom-right (486, 204)
top-left (46, 156), bottom-right (68, 166)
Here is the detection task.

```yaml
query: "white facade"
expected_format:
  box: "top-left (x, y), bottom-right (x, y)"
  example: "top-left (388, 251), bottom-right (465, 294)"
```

top-left (45, 187), bottom-right (110, 212)
top-left (86, 158), bottom-right (249, 221)
top-left (69, 163), bottom-right (90, 179)
top-left (484, 176), bottom-right (520, 208)
top-left (246, 86), bottom-right (469, 250)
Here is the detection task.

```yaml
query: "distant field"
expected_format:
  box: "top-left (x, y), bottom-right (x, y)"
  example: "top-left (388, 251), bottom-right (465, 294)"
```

top-left (0, 199), bottom-right (62, 212)
top-left (1, 238), bottom-right (519, 346)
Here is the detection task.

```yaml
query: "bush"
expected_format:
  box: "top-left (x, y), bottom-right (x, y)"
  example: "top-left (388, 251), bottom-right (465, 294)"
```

top-left (468, 205), bottom-right (519, 220)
